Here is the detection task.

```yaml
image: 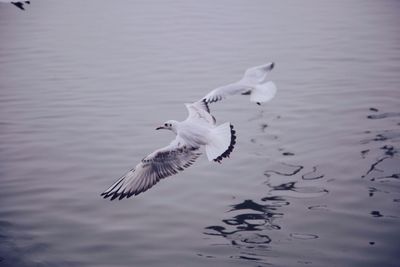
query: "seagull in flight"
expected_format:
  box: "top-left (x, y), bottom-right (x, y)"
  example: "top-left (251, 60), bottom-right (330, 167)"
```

top-left (204, 62), bottom-right (277, 105)
top-left (101, 62), bottom-right (276, 200)
top-left (0, 0), bottom-right (30, 10)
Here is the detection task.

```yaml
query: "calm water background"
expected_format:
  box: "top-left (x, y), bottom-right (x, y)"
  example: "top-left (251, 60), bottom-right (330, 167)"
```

top-left (1, 1), bottom-right (400, 266)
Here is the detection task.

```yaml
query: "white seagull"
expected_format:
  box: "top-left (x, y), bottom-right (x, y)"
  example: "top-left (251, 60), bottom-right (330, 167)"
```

top-left (101, 62), bottom-right (276, 200)
top-left (204, 62), bottom-right (277, 105)
top-left (0, 0), bottom-right (30, 10)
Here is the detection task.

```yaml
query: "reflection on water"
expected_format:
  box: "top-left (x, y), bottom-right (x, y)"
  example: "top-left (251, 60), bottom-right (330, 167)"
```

top-left (203, 160), bottom-right (328, 264)
top-left (205, 197), bottom-right (286, 236)
top-left (265, 163), bottom-right (303, 177)
top-left (301, 166), bottom-right (324, 180)
top-left (204, 197), bottom-right (286, 265)
top-left (367, 112), bottom-right (400, 120)
top-left (289, 233), bottom-right (318, 240)
top-left (362, 109), bottom-right (400, 182)
top-left (203, 106), bottom-right (400, 266)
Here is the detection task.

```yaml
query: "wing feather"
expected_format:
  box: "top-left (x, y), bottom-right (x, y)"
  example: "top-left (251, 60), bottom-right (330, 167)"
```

top-left (184, 100), bottom-right (216, 125)
top-left (203, 83), bottom-right (252, 104)
top-left (242, 62), bottom-right (275, 84)
top-left (101, 138), bottom-right (201, 200)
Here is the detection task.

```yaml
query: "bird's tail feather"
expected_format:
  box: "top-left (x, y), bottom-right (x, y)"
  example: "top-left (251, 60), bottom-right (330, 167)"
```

top-left (205, 123), bottom-right (236, 163)
top-left (250, 81), bottom-right (277, 105)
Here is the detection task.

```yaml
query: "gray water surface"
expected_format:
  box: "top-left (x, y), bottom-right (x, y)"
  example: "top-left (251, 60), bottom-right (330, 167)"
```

top-left (1, 1), bottom-right (400, 266)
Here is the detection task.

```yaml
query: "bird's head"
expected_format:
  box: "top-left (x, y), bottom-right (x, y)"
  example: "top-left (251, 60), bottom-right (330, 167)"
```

top-left (156, 120), bottom-right (178, 133)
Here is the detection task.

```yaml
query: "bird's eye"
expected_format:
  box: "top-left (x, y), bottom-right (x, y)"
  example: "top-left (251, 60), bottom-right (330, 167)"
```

top-left (169, 124), bottom-right (172, 127)
top-left (164, 123), bottom-right (168, 127)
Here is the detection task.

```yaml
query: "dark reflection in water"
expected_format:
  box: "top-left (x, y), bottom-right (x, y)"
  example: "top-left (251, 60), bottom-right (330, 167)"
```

top-left (302, 166), bottom-right (324, 180)
top-left (264, 163), bottom-right (303, 177)
top-left (264, 164), bottom-right (328, 198)
top-left (361, 109), bottom-right (400, 182)
top-left (370, 211), bottom-right (383, 218)
top-left (203, 180), bottom-right (326, 265)
top-left (289, 233), bottom-right (318, 240)
top-left (367, 112), bottom-right (400, 120)
top-left (203, 107), bottom-right (400, 266)
top-left (205, 197), bottom-right (286, 242)
top-left (358, 109), bottom-right (400, 235)
top-left (203, 153), bottom-right (328, 264)
top-left (204, 197), bottom-right (288, 264)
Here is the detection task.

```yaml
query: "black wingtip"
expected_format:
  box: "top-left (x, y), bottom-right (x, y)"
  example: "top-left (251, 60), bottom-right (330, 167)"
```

top-left (11, 2), bottom-right (25, 10)
top-left (213, 124), bottom-right (237, 163)
top-left (101, 190), bottom-right (124, 201)
top-left (100, 192), bottom-right (112, 200)
top-left (100, 191), bottom-right (130, 201)
top-left (201, 98), bottom-right (211, 113)
top-left (270, 62), bottom-right (275, 70)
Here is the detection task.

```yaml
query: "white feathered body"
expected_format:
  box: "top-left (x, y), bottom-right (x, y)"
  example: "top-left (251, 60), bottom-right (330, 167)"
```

top-left (177, 121), bottom-right (210, 148)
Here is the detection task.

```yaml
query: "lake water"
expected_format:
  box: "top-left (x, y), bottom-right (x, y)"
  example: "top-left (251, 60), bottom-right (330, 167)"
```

top-left (0, 1), bottom-right (399, 266)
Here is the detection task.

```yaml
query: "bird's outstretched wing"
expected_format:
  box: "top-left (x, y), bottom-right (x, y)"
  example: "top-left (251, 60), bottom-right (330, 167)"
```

top-left (101, 137), bottom-right (201, 200)
top-left (242, 62), bottom-right (275, 84)
top-left (203, 62), bottom-right (275, 105)
top-left (184, 99), bottom-right (216, 125)
top-left (203, 83), bottom-right (253, 104)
